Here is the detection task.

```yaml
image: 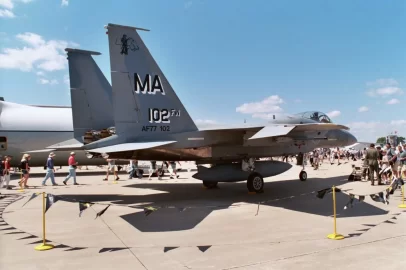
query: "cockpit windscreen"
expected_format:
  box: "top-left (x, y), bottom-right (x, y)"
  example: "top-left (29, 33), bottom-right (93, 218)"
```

top-left (296, 111), bottom-right (332, 123)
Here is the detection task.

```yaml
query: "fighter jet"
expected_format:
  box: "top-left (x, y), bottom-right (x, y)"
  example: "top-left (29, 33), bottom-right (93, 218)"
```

top-left (46, 23), bottom-right (357, 193)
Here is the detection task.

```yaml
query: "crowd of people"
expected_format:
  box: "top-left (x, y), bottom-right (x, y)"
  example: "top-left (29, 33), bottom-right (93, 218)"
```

top-left (362, 143), bottom-right (406, 185)
top-left (275, 144), bottom-right (406, 184)
top-left (0, 153), bottom-right (183, 190)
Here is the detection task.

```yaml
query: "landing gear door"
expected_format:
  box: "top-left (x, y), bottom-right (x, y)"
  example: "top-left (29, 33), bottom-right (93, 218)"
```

top-left (0, 137), bottom-right (7, 151)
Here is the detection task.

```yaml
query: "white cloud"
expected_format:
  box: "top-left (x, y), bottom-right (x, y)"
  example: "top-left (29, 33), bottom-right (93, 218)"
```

top-left (358, 106), bottom-right (368, 112)
top-left (38, 78), bottom-right (58, 85)
top-left (0, 32), bottom-right (79, 72)
top-left (236, 95), bottom-right (284, 114)
top-left (195, 119), bottom-right (222, 129)
top-left (0, 0), bottom-right (13, 9)
top-left (195, 119), bottom-right (217, 125)
top-left (366, 78), bottom-right (403, 97)
top-left (0, 0), bottom-right (33, 18)
top-left (387, 98), bottom-right (399, 105)
top-left (36, 71), bottom-right (44, 76)
top-left (347, 120), bottom-right (406, 142)
top-left (61, 0), bottom-right (68, 6)
top-left (0, 0), bottom-right (33, 8)
top-left (367, 78), bottom-right (398, 87)
top-left (391, 120), bottom-right (406, 126)
top-left (0, 8), bottom-right (14, 17)
top-left (327, 110), bottom-right (341, 118)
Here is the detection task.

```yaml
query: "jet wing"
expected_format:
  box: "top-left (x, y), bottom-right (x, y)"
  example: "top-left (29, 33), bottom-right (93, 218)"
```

top-left (248, 123), bottom-right (349, 140)
top-left (46, 138), bottom-right (84, 150)
top-left (88, 141), bottom-right (176, 153)
top-left (249, 126), bottom-right (296, 140)
top-left (24, 149), bottom-right (56, 153)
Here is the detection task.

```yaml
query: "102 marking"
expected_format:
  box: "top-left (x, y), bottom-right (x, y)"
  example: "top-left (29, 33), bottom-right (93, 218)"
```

top-left (148, 108), bottom-right (180, 123)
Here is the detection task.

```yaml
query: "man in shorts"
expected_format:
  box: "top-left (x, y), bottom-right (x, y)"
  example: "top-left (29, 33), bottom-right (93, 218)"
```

top-left (169, 161), bottom-right (180, 179)
top-left (103, 159), bottom-right (119, 181)
top-left (148, 161), bottom-right (161, 180)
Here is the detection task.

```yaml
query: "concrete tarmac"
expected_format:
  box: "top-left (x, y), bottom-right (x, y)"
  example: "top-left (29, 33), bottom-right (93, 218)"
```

top-left (1, 160), bottom-right (405, 270)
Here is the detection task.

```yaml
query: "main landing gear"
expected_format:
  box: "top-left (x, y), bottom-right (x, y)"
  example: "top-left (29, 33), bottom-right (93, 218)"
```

top-left (201, 158), bottom-right (265, 193)
top-left (244, 157), bottom-right (264, 193)
top-left (247, 172), bottom-right (264, 193)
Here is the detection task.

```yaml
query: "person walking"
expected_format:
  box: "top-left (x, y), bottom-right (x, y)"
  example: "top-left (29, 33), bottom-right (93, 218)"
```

top-left (148, 161), bottom-right (161, 180)
top-left (366, 143), bottom-right (381, 185)
top-left (169, 161), bottom-right (180, 179)
top-left (128, 159), bottom-right (142, 179)
top-left (18, 154), bottom-right (31, 188)
top-left (385, 143), bottom-right (398, 179)
top-left (63, 152), bottom-right (79, 185)
top-left (103, 159), bottom-right (119, 181)
top-left (1, 155), bottom-right (12, 190)
top-left (42, 152), bottom-right (58, 186)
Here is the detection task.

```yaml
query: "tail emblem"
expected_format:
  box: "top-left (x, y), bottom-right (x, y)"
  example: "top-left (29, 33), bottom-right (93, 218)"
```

top-left (116, 34), bottom-right (139, 55)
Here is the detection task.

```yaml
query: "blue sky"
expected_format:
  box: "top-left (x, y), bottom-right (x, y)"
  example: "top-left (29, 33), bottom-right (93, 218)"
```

top-left (0, 0), bottom-right (405, 142)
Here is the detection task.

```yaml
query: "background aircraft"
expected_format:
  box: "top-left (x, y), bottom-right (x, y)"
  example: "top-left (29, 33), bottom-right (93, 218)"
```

top-left (0, 49), bottom-right (116, 168)
top-left (46, 23), bottom-right (357, 193)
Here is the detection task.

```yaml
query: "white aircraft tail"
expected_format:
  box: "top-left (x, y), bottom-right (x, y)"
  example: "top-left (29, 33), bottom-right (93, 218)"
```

top-left (105, 23), bottom-right (198, 137)
top-left (66, 48), bottom-right (114, 140)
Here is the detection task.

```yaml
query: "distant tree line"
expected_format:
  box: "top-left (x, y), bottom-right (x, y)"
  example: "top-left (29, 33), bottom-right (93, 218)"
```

top-left (376, 136), bottom-right (405, 145)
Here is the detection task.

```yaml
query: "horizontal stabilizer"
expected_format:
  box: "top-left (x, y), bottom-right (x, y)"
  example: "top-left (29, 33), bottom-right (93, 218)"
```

top-left (249, 126), bottom-right (295, 140)
top-left (46, 138), bottom-right (84, 150)
top-left (24, 149), bottom-right (56, 153)
top-left (88, 141), bottom-right (176, 154)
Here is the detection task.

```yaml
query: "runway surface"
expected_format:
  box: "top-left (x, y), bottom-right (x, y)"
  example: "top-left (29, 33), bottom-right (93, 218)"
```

top-left (1, 160), bottom-right (405, 270)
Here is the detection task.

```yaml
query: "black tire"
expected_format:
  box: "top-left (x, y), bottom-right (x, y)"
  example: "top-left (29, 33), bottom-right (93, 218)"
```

top-left (158, 168), bottom-right (165, 177)
top-left (299, 171), bottom-right (307, 181)
top-left (203, 181), bottom-right (218, 189)
top-left (139, 169), bottom-right (144, 175)
top-left (247, 173), bottom-right (264, 193)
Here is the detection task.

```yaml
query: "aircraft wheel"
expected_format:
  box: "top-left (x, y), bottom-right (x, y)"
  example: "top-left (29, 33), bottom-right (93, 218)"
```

top-left (299, 171), bottom-right (307, 181)
top-left (203, 181), bottom-right (218, 189)
top-left (247, 173), bottom-right (264, 193)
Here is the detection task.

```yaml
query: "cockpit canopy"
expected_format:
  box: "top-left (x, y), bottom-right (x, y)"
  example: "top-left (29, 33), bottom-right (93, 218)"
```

top-left (295, 111), bottom-right (332, 123)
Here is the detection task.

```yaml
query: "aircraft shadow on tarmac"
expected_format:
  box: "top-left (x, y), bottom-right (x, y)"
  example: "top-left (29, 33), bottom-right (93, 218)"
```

top-left (57, 174), bottom-right (389, 232)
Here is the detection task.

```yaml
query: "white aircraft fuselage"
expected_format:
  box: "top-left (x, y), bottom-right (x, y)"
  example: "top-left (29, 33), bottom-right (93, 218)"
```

top-left (0, 100), bottom-right (110, 167)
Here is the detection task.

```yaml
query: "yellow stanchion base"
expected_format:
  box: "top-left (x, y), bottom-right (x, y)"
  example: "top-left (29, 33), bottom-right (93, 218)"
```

top-left (398, 204), bottom-right (406, 208)
top-left (35, 243), bottom-right (54, 251)
top-left (112, 181), bottom-right (117, 184)
top-left (327, 233), bottom-right (345, 240)
top-left (18, 189), bottom-right (24, 192)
